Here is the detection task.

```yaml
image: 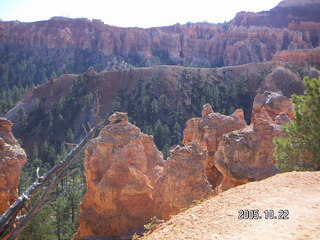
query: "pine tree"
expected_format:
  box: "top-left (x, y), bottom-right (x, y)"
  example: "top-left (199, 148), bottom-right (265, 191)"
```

top-left (66, 128), bottom-right (75, 143)
top-left (274, 76), bottom-right (320, 171)
top-left (173, 122), bottom-right (182, 144)
top-left (17, 107), bottom-right (28, 133)
top-left (112, 96), bottom-right (121, 113)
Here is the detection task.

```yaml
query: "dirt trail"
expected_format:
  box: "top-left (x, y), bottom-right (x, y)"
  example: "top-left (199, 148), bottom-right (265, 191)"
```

top-left (141, 172), bottom-right (320, 240)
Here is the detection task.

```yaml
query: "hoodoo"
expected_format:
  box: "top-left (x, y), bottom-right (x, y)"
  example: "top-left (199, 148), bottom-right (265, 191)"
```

top-left (0, 118), bottom-right (26, 215)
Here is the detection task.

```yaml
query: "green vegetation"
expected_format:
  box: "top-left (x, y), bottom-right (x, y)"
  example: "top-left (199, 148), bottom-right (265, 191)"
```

top-left (275, 76), bottom-right (320, 171)
top-left (0, 44), bottom-right (130, 115)
top-left (19, 165), bottom-right (84, 240)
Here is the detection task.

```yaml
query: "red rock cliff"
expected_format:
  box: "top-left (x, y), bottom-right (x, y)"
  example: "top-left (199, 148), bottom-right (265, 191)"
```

top-left (0, 11), bottom-right (318, 68)
top-left (272, 47), bottom-right (320, 68)
top-left (0, 118), bottom-right (26, 215)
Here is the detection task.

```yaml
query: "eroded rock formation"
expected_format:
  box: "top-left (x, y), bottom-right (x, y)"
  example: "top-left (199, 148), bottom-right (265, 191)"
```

top-left (272, 48), bottom-right (320, 68)
top-left (1, 0), bottom-right (320, 69)
top-left (75, 112), bottom-right (213, 239)
top-left (155, 143), bottom-right (213, 219)
top-left (0, 118), bottom-right (26, 215)
top-left (214, 119), bottom-right (282, 192)
top-left (75, 112), bottom-right (164, 238)
top-left (259, 66), bottom-right (306, 97)
top-left (183, 104), bottom-right (246, 188)
top-left (214, 91), bottom-right (294, 191)
top-left (251, 91), bottom-right (295, 123)
top-left (76, 90), bottom-right (295, 238)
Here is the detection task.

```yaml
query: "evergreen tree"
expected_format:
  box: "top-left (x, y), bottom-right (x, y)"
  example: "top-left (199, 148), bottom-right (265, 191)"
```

top-left (112, 96), bottom-right (121, 113)
top-left (274, 76), bottom-right (320, 171)
top-left (17, 107), bottom-right (28, 132)
top-left (173, 122), bottom-right (182, 144)
top-left (66, 128), bottom-right (75, 143)
top-left (162, 144), bottom-right (170, 160)
top-left (151, 99), bottom-right (158, 115)
top-left (159, 94), bottom-right (170, 114)
top-left (18, 204), bottom-right (55, 240)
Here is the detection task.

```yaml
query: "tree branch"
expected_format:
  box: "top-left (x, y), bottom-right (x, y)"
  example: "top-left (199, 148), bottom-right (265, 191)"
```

top-left (0, 121), bottom-right (103, 238)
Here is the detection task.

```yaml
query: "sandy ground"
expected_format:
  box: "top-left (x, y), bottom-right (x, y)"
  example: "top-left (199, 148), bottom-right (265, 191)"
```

top-left (141, 171), bottom-right (320, 240)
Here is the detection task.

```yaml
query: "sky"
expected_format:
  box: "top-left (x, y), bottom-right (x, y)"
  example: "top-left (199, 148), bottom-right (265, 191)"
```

top-left (0, 0), bottom-right (282, 28)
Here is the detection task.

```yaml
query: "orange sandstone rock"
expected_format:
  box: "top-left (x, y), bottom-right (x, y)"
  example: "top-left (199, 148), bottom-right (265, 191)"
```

top-left (155, 143), bottom-right (213, 219)
top-left (252, 91), bottom-right (295, 123)
top-left (0, 118), bottom-right (26, 215)
top-left (75, 112), bottom-right (214, 239)
top-left (272, 48), bottom-right (320, 68)
top-left (214, 119), bottom-right (283, 192)
top-left (75, 112), bottom-right (164, 238)
top-left (183, 104), bottom-right (246, 188)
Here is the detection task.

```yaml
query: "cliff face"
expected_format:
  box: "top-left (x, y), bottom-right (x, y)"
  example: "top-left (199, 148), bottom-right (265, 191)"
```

top-left (1, 0), bottom-right (319, 69)
top-left (272, 47), bottom-right (320, 68)
top-left (251, 91), bottom-right (295, 123)
top-left (214, 119), bottom-right (282, 191)
top-left (233, 0), bottom-right (320, 29)
top-left (0, 118), bottom-right (26, 215)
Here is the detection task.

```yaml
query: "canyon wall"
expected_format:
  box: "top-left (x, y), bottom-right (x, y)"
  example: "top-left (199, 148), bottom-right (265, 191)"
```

top-left (1, 0), bottom-right (320, 69)
top-left (272, 47), bottom-right (320, 68)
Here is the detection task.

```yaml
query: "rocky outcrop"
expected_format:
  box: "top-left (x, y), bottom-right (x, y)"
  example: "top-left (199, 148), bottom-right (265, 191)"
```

top-left (183, 104), bottom-right (246, 188)
top-left (214, 119), bottom-right (282, 192)
top-left (0, 118), bottom-right (26, 215)
top-left (154, 143), bottom-right (213, 219)
top-left (214, 91), bottom-right (294, 191)
top-left (76, 89), bottom-right (295, 238)
top-left (251, 91), bottom-right (295, 123)
top-left (75, 112), bottom-right (164, 238)
top-left (75, 112), bottom-right (213, 239)
top-left (183, 90), bottom-right (294, 192)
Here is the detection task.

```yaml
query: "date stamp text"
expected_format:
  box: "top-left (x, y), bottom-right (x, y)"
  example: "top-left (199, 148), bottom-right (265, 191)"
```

top-left (238, 209), bottom-right (289, 220)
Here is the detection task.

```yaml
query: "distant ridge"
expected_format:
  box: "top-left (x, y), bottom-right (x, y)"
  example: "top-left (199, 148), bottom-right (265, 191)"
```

top-left (277, 0), bottom-right (320, 7)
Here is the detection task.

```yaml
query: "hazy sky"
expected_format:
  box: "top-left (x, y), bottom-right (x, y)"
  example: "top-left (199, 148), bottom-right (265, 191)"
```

top-left (0, 0), bottom-right (282, 28)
